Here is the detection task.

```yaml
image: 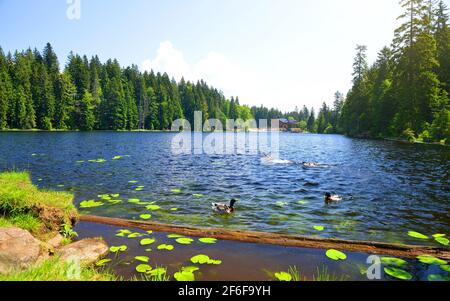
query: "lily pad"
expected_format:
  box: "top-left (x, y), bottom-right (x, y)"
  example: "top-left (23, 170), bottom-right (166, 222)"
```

top-left (167, 234), bottom-right (184, 239)
top-left (326, 249), bottom-right (347, 261)
top-left (95, 259), bottom-right (112, 267)
top-left (174, 271), bottom-right (195, 281)
top-left (110, 245), bottom-right (128, 253)
top-left (139, 214), bottom-right (152, 220)
top-left (108, 200), bottom-right (122, 205)
top-left (135, 187), bottom-right (144, 191)
top-left (146, 205), bottom-right (161, 211)
top-left (193, 194), bottom-right (204, 198)
top-left (199, 238), bottom-right (217, 244)
top-left (191, 255), bottom-right (211, 264)
top-left (440, 265), bottom-right (450, 273)
top-left (146, 230), bottom-right (153, 234)
top-left (298, 200), bottom-right (309, 205)
top-left (157, 244), bottom-right (174, 251)
top-left (384, 267), bottom-right (412, 280)
top-left (79, 200), bottom-right (104, 209)
top-left (274, 272), bottom-right (292, 282)
top-left (381, 257), bottom-right (407, 267)
top-left (275, 201), bottom-right (288, 207)
top-left (433, 234), bottom-right (446, 238)
top-left (128, 180), bottom-right (138, 184)
top-left (408, 231), bottom-right (428, 240)
top-left (170, 208), bottom-right (178, 211)
top-left (417, 255), bottom-right (447, 265)
top-left (136, 264), bottom-right (152, 273)
top-left (171, 189), bottom-right (182, 193)
top-left (135, 256), bottom-right (150, 263)
top-left (176, 237), bottom-right (194, 245)
top-left (112, 156), bottom-right (122, 160)
top-left (313, 226), bottom-right (325, 231)
top-left (427, 274), bottom-right (450, 281)
top-left (140, 238), bottom-right (156, 246)
top-left (182, 266), bottom-right (200, 273)
top-left (435, 237), bottom-right (449, 246)
top-left (127, 232), bottom-right (142, 238)
top-left (207, 259), bottom-right (222, 265)
top-left (110, 194), bottom-right (120, 198)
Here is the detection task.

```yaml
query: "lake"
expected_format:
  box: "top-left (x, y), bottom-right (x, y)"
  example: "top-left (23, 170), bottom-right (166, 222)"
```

top-left (0, 132), bottom-right (449, 246)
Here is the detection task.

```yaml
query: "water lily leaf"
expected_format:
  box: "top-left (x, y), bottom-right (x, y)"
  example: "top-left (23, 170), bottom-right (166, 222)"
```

top-left (146, 205), bottom-right (161, 211)
top-left (80, 200), bottom-right (104, 208)
top-left (110, 245), bottom-right (128, 253)
top-left (176, 237), bottom-right (194, 245)
top-left (174, 271), bottom-right (195, 281)
top-left (110, 194), bottom-right (120, 198)
top-left (207, 259), bottom-right (222, 265)
top-left (128, 180), bottom-right (138, 184)
top-left (381, 257), bottom-right (407, 267)
top-left (95, 259), bottom-right (112, 267)
top-left (275, 201), bottom-right (288, 207)
top-left (116, 232), bottom-right (126, 237)
top-left (135, 256), bottom-right (149, 263)
top-left (112, 156), bottom-right (122, 160)
top-left (139, 214), bottom-right (152, 220)
top-left (167, 234), bottom-right (184, 239)
top-left (384, 267), bottom-right (412, 280)
top-left (298, 200), bottom-right (309, 205)
top-left (146, 230), bottom-right (153, 234)
top-left (433, 234), bottom-right (446, 238)
top-left (199, 238), bottom-right (217, 244)
top-left (135, 187), bottom-right (144, 191)
top-left (108, 199), bottom-right (122, 205)
top-left (313, 226), bottom-right (325, 231)
top-left (157, 244), bottom-right (174, 251)
top-left (170, 208), bottom-right (178, 211)
top-left (145, 248), bottom-right (152, 252)
top-left (427, 274), bottom-right (450, 281)
top-left (127, 232), bottom-right (142, 238)
top-left (182, 266), bottom-right (200, 273)
top-left (76, 160), bottom-right (85, 163)
top-left (417, 255), bottom-right (447, 265)
top-left (148, 267), bottom-right (167, 277)
top-left (193, 194), bottom-right (204, 198)
top-left (117, 229), bottom-right (132, 234)
top-left (408, 231), bottom-right (428, 240)
top-left (274, 272), bottom-right (292, 282)
top-left (440, 265), bottom-right (450, 273)
top-left (326, 249), bottom-right (347, 261)
top-left (136, 264), bottom-right (152, 273)
top-left (435, 237), bottom-right (449, 246)
top-left (191, 255), bottom-right (211, 264)
top-left (140, 238), bottom-right (156, 246)
top-left (171, 189), bottom-right (182, 193)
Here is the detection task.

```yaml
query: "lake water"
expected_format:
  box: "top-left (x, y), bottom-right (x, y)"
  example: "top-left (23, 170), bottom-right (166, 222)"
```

top-left (1, 132), bottom-right (449, 246)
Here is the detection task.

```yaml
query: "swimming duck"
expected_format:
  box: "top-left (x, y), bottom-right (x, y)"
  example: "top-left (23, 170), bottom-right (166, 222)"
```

top-left (325, 193), bottom-right (342, 203)
top-left (212, 199), bottom-right (237, 214)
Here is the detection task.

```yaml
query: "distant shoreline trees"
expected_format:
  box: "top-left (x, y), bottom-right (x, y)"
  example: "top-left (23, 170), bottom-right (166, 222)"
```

top-left (0, 0), bottom-right (448, 143)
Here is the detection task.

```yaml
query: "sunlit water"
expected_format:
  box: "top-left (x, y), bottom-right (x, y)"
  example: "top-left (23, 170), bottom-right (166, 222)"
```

top-left (1, 132), bottom-right (449, 246)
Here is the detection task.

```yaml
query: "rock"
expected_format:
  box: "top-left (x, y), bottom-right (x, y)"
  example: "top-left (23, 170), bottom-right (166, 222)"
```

top-left (0, 227), bottom-right (41, 274)
top-left (47, 233), bottom-right (64, 249)
top-left (57, 239), bottom-right (108, 266)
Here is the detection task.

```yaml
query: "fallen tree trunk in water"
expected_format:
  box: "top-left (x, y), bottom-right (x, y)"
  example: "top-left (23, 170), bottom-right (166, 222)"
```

top-left (80, 215), bottom-right (450, 260)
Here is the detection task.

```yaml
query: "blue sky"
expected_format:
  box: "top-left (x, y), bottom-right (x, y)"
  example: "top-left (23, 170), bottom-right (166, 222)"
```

top-left (0, 0), bottom-right (411, 111)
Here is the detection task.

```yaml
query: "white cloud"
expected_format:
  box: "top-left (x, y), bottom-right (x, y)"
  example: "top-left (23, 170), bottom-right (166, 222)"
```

top-left (141, 41), bottom-right (260, 105)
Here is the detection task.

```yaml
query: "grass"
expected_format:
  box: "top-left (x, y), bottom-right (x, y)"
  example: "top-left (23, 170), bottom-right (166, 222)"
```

top-left (312, 266), bottom-right (349, 281)
top-left (0, 257), bottom-right (117, 281)
top-left (0, 171), bottom-right (77, 236)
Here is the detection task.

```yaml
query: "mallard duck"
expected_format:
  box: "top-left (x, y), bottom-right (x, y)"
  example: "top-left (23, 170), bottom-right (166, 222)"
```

top-left (212, 199), bottom-right (237, 214)
top-left (325, 193), bottom-right (342, 203)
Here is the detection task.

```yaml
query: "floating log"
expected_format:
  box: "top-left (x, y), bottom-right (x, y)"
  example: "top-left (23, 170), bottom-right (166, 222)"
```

top-left (80, 215), bottom-right (450, 260)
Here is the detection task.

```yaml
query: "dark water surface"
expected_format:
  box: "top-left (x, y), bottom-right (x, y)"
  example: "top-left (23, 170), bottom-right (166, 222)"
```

top-left (1, 132), bottom-right (449, 246)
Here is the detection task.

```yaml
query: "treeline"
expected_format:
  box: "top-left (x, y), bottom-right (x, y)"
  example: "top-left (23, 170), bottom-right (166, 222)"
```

top-left (339, 0), bottom-right (450, 143)
top-left (0, 44), bottom-right (256, 131)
